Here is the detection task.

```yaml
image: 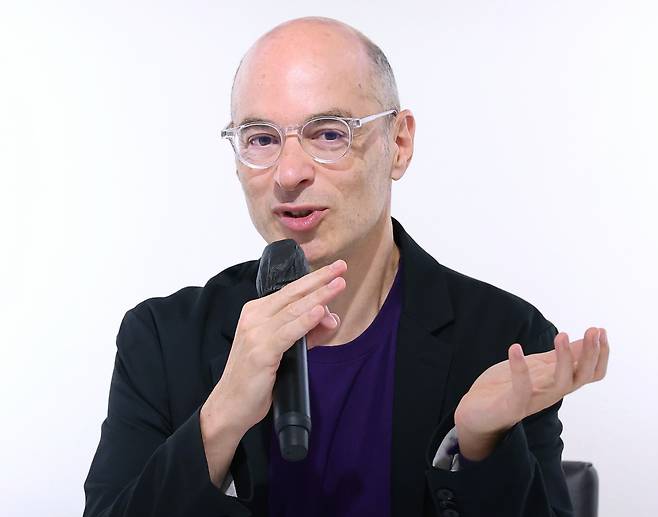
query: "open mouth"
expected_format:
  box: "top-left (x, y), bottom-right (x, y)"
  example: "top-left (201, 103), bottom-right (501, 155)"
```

top-left (284, 210), bottom-right (314, 218)
top-left (276, 208), bottom-right (328, 231)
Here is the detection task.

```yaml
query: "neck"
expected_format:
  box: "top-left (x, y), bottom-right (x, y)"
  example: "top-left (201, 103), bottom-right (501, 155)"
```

top-left (323, 216), bottom-right (400, 346)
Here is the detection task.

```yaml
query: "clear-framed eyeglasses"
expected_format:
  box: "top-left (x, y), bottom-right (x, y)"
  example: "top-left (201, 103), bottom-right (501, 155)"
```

top-left (220, 109), bottom-right (398, 169)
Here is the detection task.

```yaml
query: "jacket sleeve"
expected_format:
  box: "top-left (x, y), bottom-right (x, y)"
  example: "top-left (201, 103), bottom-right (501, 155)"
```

top-left (423, 324), bottom-right (574, 517)
top-left (83, 306), bottom-right (252, 517)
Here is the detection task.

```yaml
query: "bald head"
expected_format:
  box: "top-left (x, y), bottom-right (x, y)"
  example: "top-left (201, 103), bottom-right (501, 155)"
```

top-left (230, 17), bottom-right (400, 122)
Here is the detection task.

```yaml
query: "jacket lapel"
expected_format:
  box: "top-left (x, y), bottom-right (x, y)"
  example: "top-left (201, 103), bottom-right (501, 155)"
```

top-left (390, 218), bottom-right (457, 517)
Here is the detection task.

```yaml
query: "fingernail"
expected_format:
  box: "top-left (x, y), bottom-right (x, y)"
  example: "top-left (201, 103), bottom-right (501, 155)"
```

top-left (331, 260), bottom-right (344, 271)
top-left (329, 277), bottom-right (342, 288)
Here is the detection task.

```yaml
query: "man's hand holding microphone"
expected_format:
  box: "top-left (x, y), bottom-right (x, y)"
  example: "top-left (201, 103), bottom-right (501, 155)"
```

top-left (199, 259), bottom-right (347, 487)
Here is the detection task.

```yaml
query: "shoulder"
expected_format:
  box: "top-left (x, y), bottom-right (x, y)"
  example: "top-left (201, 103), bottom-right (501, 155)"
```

top-left (123, 259), bottom-right (259, 332)
top-left (438, 262), bottom-right (557, 353)
top-left (395, 218), bottom-right (556, 351)
top-left (440, 262), bottom-right (541, 319)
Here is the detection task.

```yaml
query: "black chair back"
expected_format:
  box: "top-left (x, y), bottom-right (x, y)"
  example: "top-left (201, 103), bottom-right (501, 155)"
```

top-left (562, 461), bottom-right (599, 517)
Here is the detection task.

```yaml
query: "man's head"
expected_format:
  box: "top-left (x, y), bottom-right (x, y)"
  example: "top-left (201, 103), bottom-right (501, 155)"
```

top-left (228, 17), bottom-right (415, 269)
top-left (231, 18), bottom-right (401, 121)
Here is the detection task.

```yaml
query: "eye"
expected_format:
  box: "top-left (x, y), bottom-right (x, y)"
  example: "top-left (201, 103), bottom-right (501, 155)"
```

top-left (248, 134), bottom-right (279, 147)
top-left (306, 128), bottom-right (348, 143)
top-left (319, 130), bottom-right (344, 141)
top-left (302, 118), bottom-right (349, 144)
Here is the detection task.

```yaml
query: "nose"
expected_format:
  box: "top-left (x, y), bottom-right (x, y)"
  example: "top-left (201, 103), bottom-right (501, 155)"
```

top-left (273, 135), bottom-right (315, 191)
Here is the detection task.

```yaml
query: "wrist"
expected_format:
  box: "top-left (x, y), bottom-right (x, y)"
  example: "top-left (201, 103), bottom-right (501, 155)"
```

top-left (455, 425), bottom-right (509, 462)
top-left (200, 401), bottom-right (245, 448)
top-left (200, 401), bottom-right (245, 487)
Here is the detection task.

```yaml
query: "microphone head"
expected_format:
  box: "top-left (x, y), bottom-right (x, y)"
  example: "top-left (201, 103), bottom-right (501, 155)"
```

top-left (256, 239), bottom-right (310, 297)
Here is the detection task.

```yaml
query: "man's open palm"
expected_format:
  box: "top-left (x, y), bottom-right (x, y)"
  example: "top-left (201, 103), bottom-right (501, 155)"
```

top-left (455, 327), bottom-right (610, 438)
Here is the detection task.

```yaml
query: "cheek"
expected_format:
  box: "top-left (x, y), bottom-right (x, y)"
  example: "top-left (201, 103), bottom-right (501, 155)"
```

top-left (334, 176), bottom-right (381, 230)
top-left (345, 158), bottom-right (390, 219)
top-left (238, 174), bottom-right (271, 232)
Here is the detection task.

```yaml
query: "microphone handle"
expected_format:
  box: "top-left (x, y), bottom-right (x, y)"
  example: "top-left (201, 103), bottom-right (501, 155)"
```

top-left (272, 335), bottom-right (312, 461)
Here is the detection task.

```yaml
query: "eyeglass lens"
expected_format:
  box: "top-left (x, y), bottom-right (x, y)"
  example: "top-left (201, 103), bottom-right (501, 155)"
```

top-left (236, 118), bottom-right (351, 167)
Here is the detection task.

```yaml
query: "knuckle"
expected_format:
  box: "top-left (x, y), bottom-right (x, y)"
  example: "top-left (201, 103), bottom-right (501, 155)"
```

top-left (307, 305), bottom-right (323, 321)
top-left (243, 332), bottom-right (278, 361)
top-left (281, 279), bottom-right (306, 299)
top-left (255, 347), bottom-right (280, 368)
top-left (556, 378), bottom-right (572, 393)
top-left (239, 300), bottom-right (258, 321)
top-left (594, 366), bottom-right (608, 381)
top-left (285, 302), bottom-right (302, 319)
top-left (278, 282), bottom-right (296, 298)
top-left (573, 374), bottom-right (587, 388)
top-left (273, 325), bottom-right (296, 350)
top-left (240, 327), bottom-right (260, 348)
top-left (235, 320), bottom-right (248, 336)
top-left (323, 277), bottom-right (340, 293)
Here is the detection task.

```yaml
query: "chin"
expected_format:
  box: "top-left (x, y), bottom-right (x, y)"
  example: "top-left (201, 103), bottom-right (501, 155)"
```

top-left (296, 241), bottom-right (329, 269)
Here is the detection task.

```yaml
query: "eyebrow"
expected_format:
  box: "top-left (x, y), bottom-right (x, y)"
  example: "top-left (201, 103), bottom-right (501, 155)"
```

top-left (235, 108), bottom-right (355, 127)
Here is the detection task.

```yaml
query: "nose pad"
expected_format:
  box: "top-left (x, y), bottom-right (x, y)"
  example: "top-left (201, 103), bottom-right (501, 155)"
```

top-left (274, 134), bottom-right (315, 190)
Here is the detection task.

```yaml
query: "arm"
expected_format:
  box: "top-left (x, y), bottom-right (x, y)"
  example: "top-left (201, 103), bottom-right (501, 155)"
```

top-left (424, 324), bottom-right (609, 516)
top-left (83, 307), bottom-right (250, 517)
top-left (425, 401), bottom-right (572, 517)
top-left (85, 259), bottom-right (349, 517)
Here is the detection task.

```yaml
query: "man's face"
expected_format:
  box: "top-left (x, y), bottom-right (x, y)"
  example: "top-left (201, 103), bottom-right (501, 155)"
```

top-left (231, 24), bottom-right (396, 269)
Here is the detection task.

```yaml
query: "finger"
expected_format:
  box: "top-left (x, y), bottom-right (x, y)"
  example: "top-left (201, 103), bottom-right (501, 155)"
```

top-left (279, 276), bottom-right (346, 325)
top-left (592, 327), bottom-right (610, 381)
top-left (319, 306), bottom-right (338, 329)
top-left (264, 259), bottom-right (347, 315)
top-left (274, 304), bottom-right (328, 353)
top-left (509, 343), bottom-right (533, 417)
top-left (307, 312), bottom-right (341, 350)
top-left (573, 327), bottom-right (600, 387)
top-left (522, 348), bottom-right (558, 366)
top-left (567, 338), bottom-right (584, 360)
top-left (553, 332), bottom-right (574, 394)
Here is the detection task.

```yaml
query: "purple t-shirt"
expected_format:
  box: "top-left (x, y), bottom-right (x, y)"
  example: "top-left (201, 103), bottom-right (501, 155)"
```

top-left (268, 260), bottom-right (403, 517)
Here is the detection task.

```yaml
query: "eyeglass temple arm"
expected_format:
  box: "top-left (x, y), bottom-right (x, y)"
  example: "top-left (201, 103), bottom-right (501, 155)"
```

top-left (352, 109), bottom-right (398, 128)
top-left (220, 109), bottom-right (398, 136)
top-left (220, 124), bottom-right (234, 138)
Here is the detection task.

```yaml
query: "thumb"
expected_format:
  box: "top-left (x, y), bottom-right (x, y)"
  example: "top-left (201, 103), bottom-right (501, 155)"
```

top-left (508, 343), bottom-right (532, 419)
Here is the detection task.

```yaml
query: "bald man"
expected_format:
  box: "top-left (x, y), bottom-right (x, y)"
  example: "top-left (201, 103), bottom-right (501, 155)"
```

top-left (83, 17), bottom-right (609, 517)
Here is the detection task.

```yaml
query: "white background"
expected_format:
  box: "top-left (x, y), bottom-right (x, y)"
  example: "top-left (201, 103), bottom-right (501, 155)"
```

top-left (1, 1), bottom-right (657, 515)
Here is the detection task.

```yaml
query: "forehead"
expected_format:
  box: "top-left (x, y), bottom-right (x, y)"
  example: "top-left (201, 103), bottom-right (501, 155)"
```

top-left (231, 25), bottom-right (377, 126)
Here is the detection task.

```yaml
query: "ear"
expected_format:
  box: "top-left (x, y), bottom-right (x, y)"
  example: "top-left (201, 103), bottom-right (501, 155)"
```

top-left (390, 109), bottom-right (415, 181)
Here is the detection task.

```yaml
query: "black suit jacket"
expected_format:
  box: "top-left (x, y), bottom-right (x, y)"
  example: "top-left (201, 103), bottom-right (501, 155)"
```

top-left (84, 217), bottom-right (573, 517)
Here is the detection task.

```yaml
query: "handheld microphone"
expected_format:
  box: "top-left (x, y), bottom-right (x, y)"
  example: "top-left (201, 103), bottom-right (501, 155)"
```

top-left (256, 239), bottom-right (312, 461)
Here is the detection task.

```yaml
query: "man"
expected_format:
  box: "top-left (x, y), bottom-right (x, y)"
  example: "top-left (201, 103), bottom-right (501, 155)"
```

top-left (84, 17), bottom-right (609, 517)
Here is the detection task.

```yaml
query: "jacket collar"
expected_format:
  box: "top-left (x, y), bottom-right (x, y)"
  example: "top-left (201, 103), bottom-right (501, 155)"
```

top-left (389, 217), bottom-right (458, 516)
top-left (392, 216), bottom-right (454, 333)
